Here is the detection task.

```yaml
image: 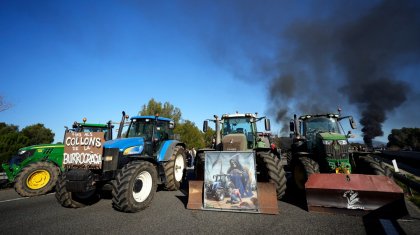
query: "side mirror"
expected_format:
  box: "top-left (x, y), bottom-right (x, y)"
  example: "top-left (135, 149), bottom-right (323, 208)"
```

top-left (264, 119), bottom-right (271, 131)
top-left (169, 121), bottom-right (175, 129)
top-left (289, 121), bottom-right (295, 132)
top-left (349, 117), bottom-right (357, 129)
top-left (203, 120), bottom-right (208, 132)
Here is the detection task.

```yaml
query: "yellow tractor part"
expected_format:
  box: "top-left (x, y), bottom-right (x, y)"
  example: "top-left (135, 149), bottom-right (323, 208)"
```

top-left (26, 170), bottom-right (51, 190)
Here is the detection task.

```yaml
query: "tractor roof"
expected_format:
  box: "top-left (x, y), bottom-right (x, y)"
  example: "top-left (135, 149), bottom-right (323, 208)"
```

top-left (130, 115), bottom-right (173, 122)
top-left (79, 123), bottom-right (109, 127)
top-left (221, 112), bottom-right (257, 119)
top-left (73, 122), bottom-right (109, 128)
top-left (299, 113), bottom-right (339, 120)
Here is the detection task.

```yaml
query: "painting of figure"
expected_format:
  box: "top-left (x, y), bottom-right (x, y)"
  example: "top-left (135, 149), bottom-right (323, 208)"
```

top-left (203, 151), bottom-right (259, 212)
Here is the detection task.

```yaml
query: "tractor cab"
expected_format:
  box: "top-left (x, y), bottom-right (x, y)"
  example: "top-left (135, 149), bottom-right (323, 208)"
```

top-left (70, 119), bottom-right (114, 141)
top-left (290, 113), bottom-right (357, 173)
top-left (124, 116), bottom-right (174, 157)
top-left (204, 112), bottom-right (271, 151)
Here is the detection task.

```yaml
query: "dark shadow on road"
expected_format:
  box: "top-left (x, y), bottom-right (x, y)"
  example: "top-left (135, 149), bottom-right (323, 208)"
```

top-left (279, 171), bottom-right (308, 211)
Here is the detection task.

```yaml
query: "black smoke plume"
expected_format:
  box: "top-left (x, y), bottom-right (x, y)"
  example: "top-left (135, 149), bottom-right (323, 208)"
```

top-left (190, 0), bottom-right (420, 144)
top-left (272, 0), bottom-right (420, 146)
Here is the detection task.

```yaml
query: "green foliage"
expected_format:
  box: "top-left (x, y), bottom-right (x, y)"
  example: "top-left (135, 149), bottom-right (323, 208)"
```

top-left (0, 122), bottom-right (54, 164)
top-left (203, 127), bottom-right (216, 148)
top-left (174, 120), bottom-right (205, 149)
top-left (0, 123), bottom-right (29, 164)
top-left (387, 128), bottom-right (420, 150)
top-left (139, 98), bottom-right (207, 149)
top-left (139, 98), bottom-right (182, 124)
top-left (21, 123), bottom-right (54, 146)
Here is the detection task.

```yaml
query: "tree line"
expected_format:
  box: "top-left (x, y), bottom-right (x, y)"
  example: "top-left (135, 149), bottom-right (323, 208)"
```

top-left (139, 98), bottom-right (215, 149)
top-left (0, 123), bottom-right (54, 164)
top-left (2, 97), bottom-right (417, 166)
top-left (0, 98), bottom-right (216, 165)
top-left (387, 127), bottom-right (420, 151)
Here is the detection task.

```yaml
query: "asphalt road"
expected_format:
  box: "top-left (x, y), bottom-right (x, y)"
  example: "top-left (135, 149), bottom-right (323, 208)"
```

top-left (0, 170), bottom-right (419, 235)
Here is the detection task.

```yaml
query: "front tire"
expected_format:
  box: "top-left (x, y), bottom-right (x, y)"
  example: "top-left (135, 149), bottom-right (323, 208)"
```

top-left (55, 171), bottom-right (99, 208)
top-left (292, 156), bottom-right (320, 190)
top-left (14, 161), bottom-right (59, 197)
top-left (163, 146), bottom-right (186, 190)
top-left (194, 152), bottom-right (205, 180)
top-left (256, 152), bottom-right (287, 200)
top-left (112, 161), bottom-right (157, 213)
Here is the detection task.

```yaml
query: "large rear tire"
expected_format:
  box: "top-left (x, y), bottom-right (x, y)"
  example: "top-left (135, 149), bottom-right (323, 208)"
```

top-left (163, 146), bottom-right (186, 190)
top-left (112, 161), bottom-right (157, 213)
top-left (55, 171), bottom-right (99, 208)
top-left (359, 156), bottom-right (393, 179)
top-left (256, 152), bottom-right (287, 200)
top-left (292, 156), bottom-right (320, 190)
top-left (14, 161), bottom-right (59, 197)
top-left (194, 152), bottom-right (205, 180)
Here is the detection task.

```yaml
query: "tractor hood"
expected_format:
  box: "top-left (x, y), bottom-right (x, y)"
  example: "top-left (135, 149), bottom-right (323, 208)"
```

top-left (318, 132), bottom-right (347, 141)
top-left (103, 137), bottom-right (145, 152)
top-left (18, 144), bottom-right (64, 152)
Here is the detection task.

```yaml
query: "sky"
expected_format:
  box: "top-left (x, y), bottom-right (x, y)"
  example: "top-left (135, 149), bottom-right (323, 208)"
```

top-left (1, 0), bottom-right (419, 145)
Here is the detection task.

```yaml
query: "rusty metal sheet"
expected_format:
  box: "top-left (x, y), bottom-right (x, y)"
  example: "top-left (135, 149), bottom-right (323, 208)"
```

top-left (187, 180), bottom-right (204, 210)
top-left (305, 174), bottom-right (404, 215)
top-left (256, 182), bottom-right (279, 215)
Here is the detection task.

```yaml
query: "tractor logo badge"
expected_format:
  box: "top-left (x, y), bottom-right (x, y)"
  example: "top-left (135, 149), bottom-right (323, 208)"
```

top-left (343, 190), bottom-right (364, 210)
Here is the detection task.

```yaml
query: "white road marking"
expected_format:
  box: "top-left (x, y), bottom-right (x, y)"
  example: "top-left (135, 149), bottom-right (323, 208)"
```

top-left (0, 192), bottom-right (54, 203)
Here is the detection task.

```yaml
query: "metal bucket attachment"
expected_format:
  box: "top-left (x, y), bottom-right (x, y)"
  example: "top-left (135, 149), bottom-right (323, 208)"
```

top-left (305, 174), bottom-right (404, 216)
top-left (187, 180), bottom-right (278, 214)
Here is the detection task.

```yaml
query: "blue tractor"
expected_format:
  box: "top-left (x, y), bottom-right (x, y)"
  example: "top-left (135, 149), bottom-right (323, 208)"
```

top-left (55, 112), bottom-right (187, 212)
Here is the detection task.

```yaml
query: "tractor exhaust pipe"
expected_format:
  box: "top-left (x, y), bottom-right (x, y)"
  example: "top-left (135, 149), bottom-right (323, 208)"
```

top-left (214, 115), bottom-right (221, 146)
top-left (117, 111), bottom-right (126, 139)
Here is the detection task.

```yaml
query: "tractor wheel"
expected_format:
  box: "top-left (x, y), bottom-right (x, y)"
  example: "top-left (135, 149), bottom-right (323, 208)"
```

top-left (163, 145), bottom-right (186, 191)
top-left (369, 160), bottom-right (393, 179)
top-left (14, 161), bottom-right (59, 197)
top-left (256, 152), bottom-right (287, 200)
top-left (292, 157), bottom-right (320, 191)
top-left (216, 190), bottom-right (224, 201)
top-left (112, 161), bottom-right (157, 213)
top-left (194, 152), bottom-right (205, 180)
top-left (358, 156), bottom-right (393, 179)
top-left (55, 172), bottom-right (99, 208)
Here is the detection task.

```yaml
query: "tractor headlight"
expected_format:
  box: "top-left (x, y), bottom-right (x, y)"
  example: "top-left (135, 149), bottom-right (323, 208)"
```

top-left (322, 140), bottom-right (333, 145)
top-left (18, 150), bottom-right (26, 155)
top-left (337, 140), bottom-right (348, 145)
top-left (123, 145), bottom-right (144, 156)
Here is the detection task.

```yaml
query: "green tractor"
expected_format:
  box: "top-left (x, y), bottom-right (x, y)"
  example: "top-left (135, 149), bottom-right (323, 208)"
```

top-left (193, 112), bottom-right (287, 200)
top-left (289, 111), bottom-right (401, 213)
top-left (1, 120), bottom-right (113, 197)
top-left (289, 112), bottom-right (358, 190)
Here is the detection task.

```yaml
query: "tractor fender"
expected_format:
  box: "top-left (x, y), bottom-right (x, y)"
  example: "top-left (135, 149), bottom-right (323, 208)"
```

top-left (157, 140), bottom-right (186, 162)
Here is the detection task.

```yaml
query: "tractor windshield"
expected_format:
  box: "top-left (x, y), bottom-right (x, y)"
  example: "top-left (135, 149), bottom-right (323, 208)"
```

top-left (222, 117), bottom-right (254, 136)
top-left (126, 118), bottom-right (172, 141)
top-left (303, 117), bottom-right (341, 135)
top-left (127, 119), bottom-right (154, 140)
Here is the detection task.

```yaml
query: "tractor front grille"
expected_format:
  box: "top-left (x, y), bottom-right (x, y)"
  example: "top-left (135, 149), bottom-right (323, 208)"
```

top-left (102, 148), bottom-right (120, 171)
top-left (324, 142), bottom-right (349, 160)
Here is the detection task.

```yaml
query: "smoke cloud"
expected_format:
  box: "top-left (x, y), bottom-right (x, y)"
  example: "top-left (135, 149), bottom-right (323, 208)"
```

top-left (197, 0), bottom-right (420, 145)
